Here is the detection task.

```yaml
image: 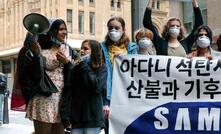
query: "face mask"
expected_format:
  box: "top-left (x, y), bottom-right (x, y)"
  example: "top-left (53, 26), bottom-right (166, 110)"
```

top-left (108, 29), bottom-right (123, 42)
top-left (138, 38), bottom-right (152, 49)
top-left (196, 36), bottom-right (211, 48)
top-left (169, 26), bottom-right (180, 38)
top-left (81, 54), bottom-right (91, 63)
top-left (51, 37), bottom-right (62, 46)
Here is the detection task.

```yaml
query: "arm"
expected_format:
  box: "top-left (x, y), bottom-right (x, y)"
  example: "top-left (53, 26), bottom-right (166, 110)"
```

top-left (60, 68), bottom-right (74, 128)
top-left (80, 62), bottom-right (107, 94)
top-left (63, 62), bottom-right (74, 83)
top-left (143, 0), bottom-right (164, 53)
top-left (17, 48), bottom-right (42, 103)
top-left (143, 2), bottom-right (156, 34)
top-left (192, 0), bottom-right (199, 8)
top-left (184, 0), bottom-right (203, 52)
top-left (192, 0), bottom-right (203, 30)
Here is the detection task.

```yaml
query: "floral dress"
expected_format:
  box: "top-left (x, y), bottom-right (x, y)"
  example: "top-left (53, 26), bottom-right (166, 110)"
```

top-left (26, 44), bottom-right (71, 123)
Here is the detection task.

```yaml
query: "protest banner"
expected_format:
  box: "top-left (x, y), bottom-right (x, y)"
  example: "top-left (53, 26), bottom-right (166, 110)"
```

top-left (110, 55), bottom-right (221, 134)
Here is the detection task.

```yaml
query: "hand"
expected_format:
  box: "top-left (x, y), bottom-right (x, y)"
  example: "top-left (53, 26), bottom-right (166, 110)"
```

top-left (192, 0), bottom-right (198, 7)
top-left (29, 42), bottom-right (41, 56)
top-left (65, 124), bottom-right (72, 129)
top-left (56, 51), bottom-right (70, 64)
top-left (186, 51), bottom-right (197, 59)
top-left (204, 53), bottom-right (213, 60)
top-left (103, 105), bottom-right (110, 119)
top-left (64, 124), bottom-right (72, 133)
top-left (74, 59), bottom-right (81, 65)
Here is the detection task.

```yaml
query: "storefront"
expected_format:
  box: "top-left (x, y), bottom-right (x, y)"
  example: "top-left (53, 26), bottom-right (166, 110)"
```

top-left (0, 47), bottom-right (21, 93)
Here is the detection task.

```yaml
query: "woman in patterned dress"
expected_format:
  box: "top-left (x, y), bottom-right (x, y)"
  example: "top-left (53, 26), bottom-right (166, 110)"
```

top-left (25, 19), bottom-right (73, 134)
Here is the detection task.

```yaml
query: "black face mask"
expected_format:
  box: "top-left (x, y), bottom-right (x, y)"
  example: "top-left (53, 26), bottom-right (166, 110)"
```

top-left (50, 37), bottom-right (62, 47)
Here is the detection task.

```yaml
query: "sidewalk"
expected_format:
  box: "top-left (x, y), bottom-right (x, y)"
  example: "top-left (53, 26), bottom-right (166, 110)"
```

top-left (0, 99), bottom-right (34, 134)
top-left (0, 98), bottom-right (105, 134)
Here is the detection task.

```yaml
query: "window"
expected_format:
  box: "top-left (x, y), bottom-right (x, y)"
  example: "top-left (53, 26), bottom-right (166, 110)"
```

top-left (89, 0), bottom-right (95, 3)
top-left (152, 0), bottom-right (160, 9)
top-left (184, 22), bottom-right (192, 34)
top-left (152, 1), bottom-right (155, 8)
top-left (117, 0), bottom-right (121, 8)
top-left (67, 9), bottom-right (73, 33)
top-left (79, 0), bottom-right (84, 3)
top-left (183, 2), bottom-right (193, 33)
top-left (89, 12), bottom-right (95, 35)
top-left (202, 9), bottom-right (207, 25)
top-left (2, 60), bottom-right (11, 74)
top-left (78, 11), bottom-right (84, 34)
top-left (111, 0), bottom-right (114, 7)
top-left (156, 0), bottom-right (160, 9)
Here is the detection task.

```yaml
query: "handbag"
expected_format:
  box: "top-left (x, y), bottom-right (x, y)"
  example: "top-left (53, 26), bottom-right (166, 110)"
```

top-left (11, 72), bottom-right (26, 112)
top-left (34, 56), bottom-right (58, 97)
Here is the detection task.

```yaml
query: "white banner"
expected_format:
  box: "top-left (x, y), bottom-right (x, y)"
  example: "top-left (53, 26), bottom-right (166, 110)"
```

top-left (110, 55), bottom-right (221, 134)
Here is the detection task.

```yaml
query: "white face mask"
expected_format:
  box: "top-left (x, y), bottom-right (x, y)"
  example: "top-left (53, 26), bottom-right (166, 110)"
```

top-left (196, 36), bottom-right (211, 48)
top-left (169, 26), bottom-right (180, 38)
top-left (108, 29), bottom-right (123, 42)
top-left (138, 38), bottom-right (152, 49)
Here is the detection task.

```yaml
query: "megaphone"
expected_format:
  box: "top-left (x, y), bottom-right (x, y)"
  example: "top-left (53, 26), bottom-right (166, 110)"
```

top-left (23, 13), bottom-right (50, 34)
top-left (23, 13), bottom-right (50, 61)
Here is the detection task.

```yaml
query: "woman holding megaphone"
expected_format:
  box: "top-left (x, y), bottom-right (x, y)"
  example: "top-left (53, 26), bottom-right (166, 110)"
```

top-left (16, 17), bottom-right (73, 134)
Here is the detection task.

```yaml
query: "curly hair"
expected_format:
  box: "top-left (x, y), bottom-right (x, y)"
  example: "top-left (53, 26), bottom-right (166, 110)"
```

top-left (134, 28), bottom-right (153, 43)
top-left (161, 17), bottom-right (185, 41)
top-left (104, 16), bottom-right (130, 47)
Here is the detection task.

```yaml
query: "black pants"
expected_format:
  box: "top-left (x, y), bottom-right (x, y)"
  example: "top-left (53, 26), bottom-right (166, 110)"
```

top-left (104, 119), bottom-right (109, 134)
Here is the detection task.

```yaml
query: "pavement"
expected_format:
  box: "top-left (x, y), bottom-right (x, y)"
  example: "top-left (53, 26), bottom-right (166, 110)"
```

top-left (0, 98), bottom-right (105, 134)
top-left (0, 99), bottom-right (34, 134)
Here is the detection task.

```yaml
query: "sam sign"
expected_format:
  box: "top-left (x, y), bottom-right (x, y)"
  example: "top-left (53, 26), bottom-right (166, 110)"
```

top-left (110, 55), bottom-right (221, 134)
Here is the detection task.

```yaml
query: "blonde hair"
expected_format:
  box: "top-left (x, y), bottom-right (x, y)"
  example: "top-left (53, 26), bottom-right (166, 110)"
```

top-left (161, 17), bottom-right (185, 41)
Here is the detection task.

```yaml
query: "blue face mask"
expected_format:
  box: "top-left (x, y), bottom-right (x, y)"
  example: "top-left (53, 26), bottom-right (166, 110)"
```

top-left (81, 54), bottom-right (91, 63)
top-left (50, 37), bottom-right (62, 46)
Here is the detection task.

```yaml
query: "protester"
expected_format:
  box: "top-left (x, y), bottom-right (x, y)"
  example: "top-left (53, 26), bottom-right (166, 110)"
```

top-left (188, 25), bottom-right (221, 59)
top-left (143, 0), bottom-right (203, 57)
top-left (17, 18), bottom-right (73, 134)
top-left (101, 16), bottom-right (137, 134)
top-left (134, 28), bottom-right (155, 55)
top-left (60, 39), bottom-right (107, 134)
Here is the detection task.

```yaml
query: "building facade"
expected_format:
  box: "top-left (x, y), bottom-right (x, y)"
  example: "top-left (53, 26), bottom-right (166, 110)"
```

top-left (132, 0), bottom-right (169, 40)
top-left (0, 0), bottom-right (131, 90)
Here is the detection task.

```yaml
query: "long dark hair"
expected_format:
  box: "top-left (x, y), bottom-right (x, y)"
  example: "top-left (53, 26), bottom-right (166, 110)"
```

top-left (105, 16), bottom-right (130, 47)
top-left (88, 40), bottom-right (104, 68)
top-left (194, 25), bottom-right (212, 44)
top-left (38, 19), bottom-right (67, 49)
top-left (38, 34), bottom-right (51, 49)
top-left (48, 19), bottom-right (67, 39)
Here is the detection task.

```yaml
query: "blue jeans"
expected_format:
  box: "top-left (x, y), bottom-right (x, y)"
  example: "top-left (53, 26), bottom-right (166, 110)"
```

top-left (71, 127), bottom-right (100, 134)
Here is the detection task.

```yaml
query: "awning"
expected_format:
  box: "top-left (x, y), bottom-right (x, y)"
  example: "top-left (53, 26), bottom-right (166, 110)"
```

top-left (0, 47), bottom-right (21, 58)
top-left (0, 39), bottom-right (83, 58)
